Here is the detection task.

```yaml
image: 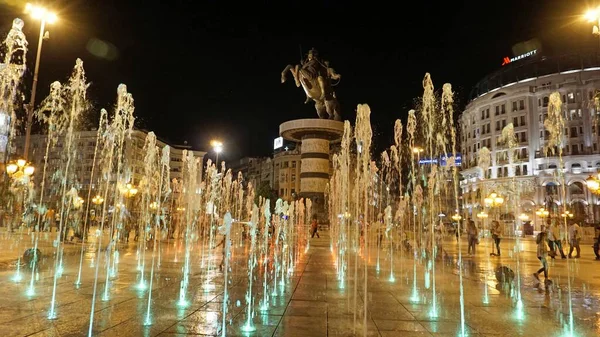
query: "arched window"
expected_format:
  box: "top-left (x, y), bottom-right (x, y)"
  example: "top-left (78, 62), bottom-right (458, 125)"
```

top-left (545, 182), bottom-right (559, 196)
top-left (569, 182), bottom-right (584, 195)
top-left (572, 201), bottom-right (587, 222)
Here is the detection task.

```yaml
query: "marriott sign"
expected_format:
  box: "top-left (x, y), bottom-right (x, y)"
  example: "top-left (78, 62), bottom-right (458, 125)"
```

top-left (501, 49), bottom-right (537, 66)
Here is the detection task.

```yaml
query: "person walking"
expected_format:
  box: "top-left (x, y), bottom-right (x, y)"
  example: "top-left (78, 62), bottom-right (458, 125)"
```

top-left (533, 225), bottom-right (550, 283)
top-left (467, 220), bottom-right (478, 256)
top-left (214, 235), bottom-right (227, 271)
top-left (568, 222), bottom-right (581, 258)
top-left (593, 223), bottom-right (600, 260)
top-left (549, 221), bottom-right (567, 259)
top-left (310, 217), bottom-right (320, 238)
top-left (491, 220), bottom-right (502, 256)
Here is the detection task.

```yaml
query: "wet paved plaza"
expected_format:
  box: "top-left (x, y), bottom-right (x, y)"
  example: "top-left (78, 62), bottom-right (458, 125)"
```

top-left (0, 229), bottom-right (599, 336)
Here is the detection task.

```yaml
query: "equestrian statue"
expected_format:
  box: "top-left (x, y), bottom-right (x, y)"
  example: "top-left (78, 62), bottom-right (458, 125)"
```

top-left (281, 48), bottom-right (342, 121)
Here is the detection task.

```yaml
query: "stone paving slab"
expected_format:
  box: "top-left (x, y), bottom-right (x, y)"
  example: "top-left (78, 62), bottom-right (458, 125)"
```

top-left (0, 230), bottom-right (599, 336)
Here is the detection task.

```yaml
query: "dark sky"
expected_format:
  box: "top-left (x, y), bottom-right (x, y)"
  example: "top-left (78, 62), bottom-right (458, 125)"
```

top-left (1, 0), bottom-right (599, 162)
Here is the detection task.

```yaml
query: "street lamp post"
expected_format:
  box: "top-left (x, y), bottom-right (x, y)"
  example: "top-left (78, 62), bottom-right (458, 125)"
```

top-left (121, 183), bottom-right (137, 241)
top-left (6, 159), bottom-right (34, 232)
top-left (476, 211), bottom-right (489, 236)
top-left (484, 192), bottom-right (504, 219)
top-left (91, 195), bottom-right (104, 228)
top-left (211, 140), bottom-right (223, 167)
top-left (585, 8), bottom-right (600, 50)
top-left (22, 3), bottom-right (57, 160)
top-left (535, 207), bottom-right (549, 232)
top-left (586, 173), bottom-right (600, 222)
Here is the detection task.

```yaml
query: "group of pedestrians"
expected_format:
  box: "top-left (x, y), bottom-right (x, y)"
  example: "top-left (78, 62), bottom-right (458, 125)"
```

top-left (464, 218), bottom-right (600, 285)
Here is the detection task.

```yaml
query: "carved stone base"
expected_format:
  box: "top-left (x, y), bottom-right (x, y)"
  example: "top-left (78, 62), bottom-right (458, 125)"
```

top-left (280, 119), bottom-right (344, 224)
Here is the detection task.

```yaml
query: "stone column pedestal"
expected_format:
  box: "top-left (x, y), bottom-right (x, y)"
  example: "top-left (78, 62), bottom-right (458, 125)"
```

top-left (280, 119), bottom-right (344, 223)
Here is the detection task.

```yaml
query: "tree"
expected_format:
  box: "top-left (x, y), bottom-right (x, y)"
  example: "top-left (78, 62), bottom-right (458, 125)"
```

top-left (254, 181), bottom-right (277, 212)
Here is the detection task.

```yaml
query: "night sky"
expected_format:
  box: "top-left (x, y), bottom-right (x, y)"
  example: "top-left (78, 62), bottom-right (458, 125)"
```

top-left (0, 0), bottom-right (598, 161)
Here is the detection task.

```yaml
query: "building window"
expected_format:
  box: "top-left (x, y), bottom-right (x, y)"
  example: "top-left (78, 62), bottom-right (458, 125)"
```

top-left (495, 106), bottom-right (500, 115)
top-left (291, 161), bottom-right (296, 168)
top-left (567, 92), bottom-right (575, 103)
top-left (512, 101), bottom-right (517, 112)
top-left (520, 115), bottom-right (526, 126)
top-left (481, 110), bottom-right (485, 120)
top-left (543, 96), bottom-right (549, 107)
top-left (291, 173), bottom-right (296, 182)
top-left (486, 109), bottom-right (490, 118)
top-left (572, 144), bottom-right (578, 154)
top-left (570, 127), bottom-right (577, 138)
top-left (519, 100), bottom-right (525, 110)
top-left (501, 104), bottom-right (506, 114)
top-left (523, 165), bottom-right (527, 175)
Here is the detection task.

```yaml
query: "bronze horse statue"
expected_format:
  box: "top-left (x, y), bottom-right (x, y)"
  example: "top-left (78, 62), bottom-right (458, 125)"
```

top-left (281, 48), bottom-right (342, 121)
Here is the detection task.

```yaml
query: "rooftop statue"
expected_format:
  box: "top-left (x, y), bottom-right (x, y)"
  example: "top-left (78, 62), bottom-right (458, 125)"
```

top-left (281, 48), bottom-right (341, 121)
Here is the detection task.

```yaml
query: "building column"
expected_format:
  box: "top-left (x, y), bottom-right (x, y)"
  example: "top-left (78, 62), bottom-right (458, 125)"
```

top-left (299, 136), bottom-right (330, 221)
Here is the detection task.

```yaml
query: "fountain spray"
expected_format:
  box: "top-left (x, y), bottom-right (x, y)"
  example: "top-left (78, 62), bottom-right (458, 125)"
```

top-left (477, 146), bottom-right (491, 304)
top-left (546, 92), bottom-right (575, 336)
top-left (178, 150), bottom-right (199, 307)
top-left (272, 199), bottom-right (284, 295)
top-left (498, 123), bottom-right (525, 319)
top-left (74, 109), bottom-right (107, 287)
top-left (219, 212), bottom-right (233, 336)
top-left (144, 145), bottom-right (170, 326)
top-left (0, 18), bottom-right (27, 162)
top-left (391, 119), bottom-right (404, 282)
top-left (443, 83), bottom-right (467, 336)
top-left (259, 199), bottom-right (271, 311)
top-left (103, 83), bottom-right (135, 301)
top-left (88, 83), bottom-right (135, 336)
top-left (136, 132), bottom-right (160, 291)
top-left (241, 203), bottom-right (259, 332)
top-left (407, 110), bottom-right (420, 303)
top-left (354, 104), bottom-right (373, 336)
top-left (48, 59), bottom-right (89, 320)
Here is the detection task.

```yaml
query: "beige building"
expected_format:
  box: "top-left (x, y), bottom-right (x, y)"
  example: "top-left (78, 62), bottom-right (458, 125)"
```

top-left (13, 129), bottom-right (205, 202)
top-left (273, 148), bottom-right (301, 202)
top-left (459, 52), bottom-right (600, 228)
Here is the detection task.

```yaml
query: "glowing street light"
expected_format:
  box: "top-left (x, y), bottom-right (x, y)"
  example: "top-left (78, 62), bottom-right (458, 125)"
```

top-left (23, 3), bottom-right (58, 160)
top-left (484, 191), bottom-right (504, 207)
top-left (586, 174), bottom-right (600, 194)
top-left (92, 195), bottom-right (104, 205)
top-left (451, 213), bottom-right (462, 221)
top-left (535, 207), bottom-right (549, 218)
top-left (412, 147), bottom-right (424, 154)
top-left (518, 213), bottom-right (529, 221)
top-left (6, 158), bottom-right (35, 180)
top-left (211, 140), bottom-right (223, 166)
top-left (121, 183), bottom-right (138, 198)
top-left (561, 210), bottom-right (574, 218)
top-left (476, 211), bottom-right (488, 219)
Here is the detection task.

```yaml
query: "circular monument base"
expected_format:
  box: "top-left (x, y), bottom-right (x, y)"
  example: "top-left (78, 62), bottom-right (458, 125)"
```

top-left (280, 119), bottom-right (344, 223)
